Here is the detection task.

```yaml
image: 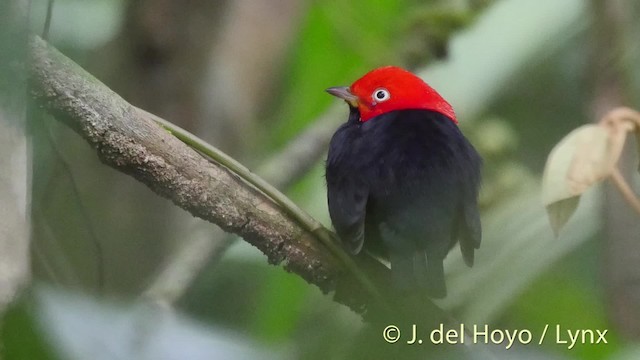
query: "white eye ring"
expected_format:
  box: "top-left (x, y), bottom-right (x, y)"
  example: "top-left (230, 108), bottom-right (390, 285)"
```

top-left (372, 88), bottom-right (390, 103)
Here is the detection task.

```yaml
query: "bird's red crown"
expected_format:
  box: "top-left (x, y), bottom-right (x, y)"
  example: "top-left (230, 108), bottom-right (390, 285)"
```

top-left (328, 66), bottom-right (457, 123)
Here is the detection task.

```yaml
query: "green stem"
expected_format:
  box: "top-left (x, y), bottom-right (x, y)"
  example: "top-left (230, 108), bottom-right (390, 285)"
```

top-left (137, 108), bottom-right (383, 302)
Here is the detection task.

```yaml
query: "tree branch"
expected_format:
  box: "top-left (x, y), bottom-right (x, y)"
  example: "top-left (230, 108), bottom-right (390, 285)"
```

top-left (142, 106), bottom-right (345, 305)
top-left (28, 36), bottom-right (379, 312)
top-left (610, 168), bottom-right (640, 217)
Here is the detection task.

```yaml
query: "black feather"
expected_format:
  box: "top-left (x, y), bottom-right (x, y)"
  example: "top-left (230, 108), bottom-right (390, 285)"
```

top-left (326, 108), bottom-right (482, 298)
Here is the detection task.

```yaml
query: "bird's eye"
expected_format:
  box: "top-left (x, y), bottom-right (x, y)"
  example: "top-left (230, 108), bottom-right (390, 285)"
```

top-left (372, 88), bottom-right (390, 102)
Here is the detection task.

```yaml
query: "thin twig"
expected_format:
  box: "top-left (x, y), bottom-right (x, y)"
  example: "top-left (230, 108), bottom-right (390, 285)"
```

top-left (42, 0), bottom-right (54, 40)
top-left (599, 107), bottom-right (640, 217)
top-left (33, 208), bottom-right (82, 287)
top-left (603, 107), bottom-right (640, 127)
top-left (609, 167), bottom-right (640, 217)
top-left (43, 121), bottom-right (105, 292)
top-left (256, 105), bottom-right (344, 190)
top-left (143, 227), bottom-right (231, 305)
top-left (143, 107), bottom-right (342, 304)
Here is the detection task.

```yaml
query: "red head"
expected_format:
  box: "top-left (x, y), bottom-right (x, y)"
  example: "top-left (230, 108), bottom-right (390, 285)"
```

top-left (326, 66), bottom-right (457, 123)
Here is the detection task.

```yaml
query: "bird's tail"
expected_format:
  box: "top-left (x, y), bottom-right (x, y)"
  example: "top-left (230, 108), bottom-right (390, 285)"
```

top-left (389, 251), bottom-right (447, 299)
top-left (414, 251), bottom-right (446, 298)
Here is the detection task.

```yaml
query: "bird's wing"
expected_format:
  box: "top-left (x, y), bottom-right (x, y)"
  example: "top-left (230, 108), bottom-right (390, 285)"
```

top-left (326, 176), bottom-right (369, 254)
top-left (456, 143), bottom-right (482, 267)
top-left (325, 117), bottom-right (370, 255)
top-left (457, 200), bottom-right (481, 267)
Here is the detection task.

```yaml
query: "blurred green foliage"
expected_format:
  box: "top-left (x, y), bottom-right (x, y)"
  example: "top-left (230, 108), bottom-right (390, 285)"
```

top-left (9, 0), bottom-right (640, 359)
top-left (1, 296), bottom-right (57, 360)
top-left (268, 0), bottom-right (407, 147)
top-left (2, 287), bottom-right (281, 360)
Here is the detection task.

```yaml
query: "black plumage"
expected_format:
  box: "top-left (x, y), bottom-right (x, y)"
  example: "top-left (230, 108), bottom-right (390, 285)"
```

top-left (326, 108), bottom-right (482, 298)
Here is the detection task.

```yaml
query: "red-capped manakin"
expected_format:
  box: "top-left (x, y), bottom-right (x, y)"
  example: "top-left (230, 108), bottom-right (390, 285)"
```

top-left (325, 66), bottom-right (482, 298)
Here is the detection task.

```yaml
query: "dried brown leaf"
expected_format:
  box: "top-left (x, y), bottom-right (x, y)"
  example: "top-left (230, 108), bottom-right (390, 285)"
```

top-left (542, 123), bottom-right (629, 234)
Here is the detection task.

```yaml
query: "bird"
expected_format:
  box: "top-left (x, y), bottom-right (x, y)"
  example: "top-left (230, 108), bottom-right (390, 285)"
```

top-left (325, 66), bottom-right (482, 298)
